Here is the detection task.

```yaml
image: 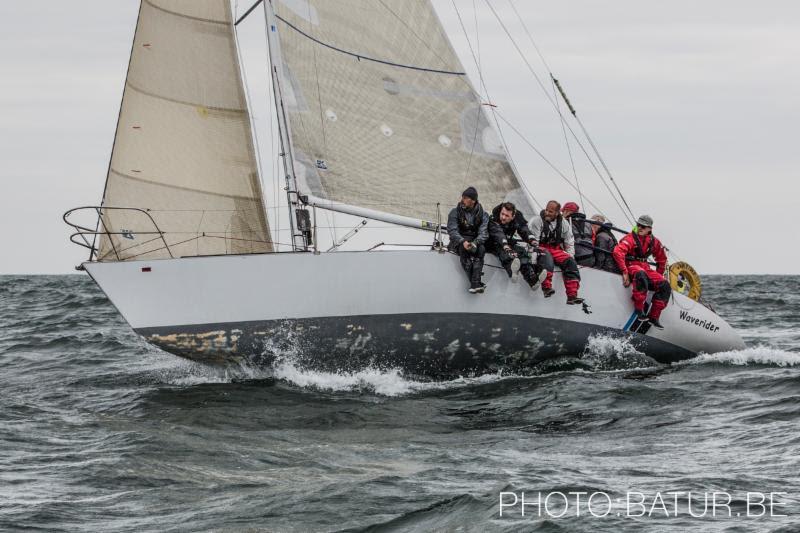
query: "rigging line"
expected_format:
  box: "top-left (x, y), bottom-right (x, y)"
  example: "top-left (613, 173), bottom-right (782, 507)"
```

top-left (507, 0), bottom-right (552, 73)
top-left (482, 0), bottom-right (635, 225)
top-left (509, 0), bottom-right (581, 206)
top-left (552, 77), bottom-right (583, 210)
top-left (494, 110), bottom-right (608, 218)
top-left (450, 0), bottom-right (541, 210)
top-left (275, 15), bottom-right (466, 75)
top-left (556, 77), bottom-right (637, 222)
top-left (508, 0), bottom-right (584, 209)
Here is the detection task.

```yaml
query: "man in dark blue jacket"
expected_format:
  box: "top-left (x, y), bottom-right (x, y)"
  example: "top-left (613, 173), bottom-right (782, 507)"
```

top-left (447, 187), bottom-right (489, 293)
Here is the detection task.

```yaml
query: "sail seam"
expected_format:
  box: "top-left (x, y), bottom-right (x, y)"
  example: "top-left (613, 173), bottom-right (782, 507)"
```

top-left (126, 81), bottom-right (246, 114)
top-left (276, 15), bottom-right (466, 76)
top-left (110, 169), bottom-right (263, 202)
top-left (143, 0), bottom-right (228, 26)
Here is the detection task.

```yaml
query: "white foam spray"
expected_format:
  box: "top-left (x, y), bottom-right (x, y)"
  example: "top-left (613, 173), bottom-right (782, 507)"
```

top-left (685, 345), bottom-right (800, 367)
top-left (581, 333), bottom-right (658, 370)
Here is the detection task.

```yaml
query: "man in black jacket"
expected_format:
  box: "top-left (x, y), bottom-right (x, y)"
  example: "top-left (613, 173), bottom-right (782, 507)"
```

top-left (447, 187), bottom-right (489, 293)
top-left (487, 202), bottom-right (543, 289)
top-left (562, 201), bottom-right (595, 267)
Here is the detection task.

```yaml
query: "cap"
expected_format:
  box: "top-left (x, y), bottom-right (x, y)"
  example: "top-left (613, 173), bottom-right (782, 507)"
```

top-left (636, 214), bottom-right (654, 227)
top-left (562, 202), bottom-right (579, 213)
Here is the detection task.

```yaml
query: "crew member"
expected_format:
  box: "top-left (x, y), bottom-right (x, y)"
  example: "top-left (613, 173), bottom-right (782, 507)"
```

top-left (447, 187), bottom-right (489, 293)
top-left (613, 214), bottom-right (670, 329)
top-left (590, 214), bottom-right (620, 273)
top-left (562, 202), bottom-right (595, 267)
top-left (529, 200), bottom-right (583, 304)
top-left (487, 202), bottom-right (543, 289)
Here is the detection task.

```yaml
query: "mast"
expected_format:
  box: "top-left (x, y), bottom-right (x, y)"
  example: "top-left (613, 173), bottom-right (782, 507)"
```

top-left (264, 0), bottom-right (308, 251)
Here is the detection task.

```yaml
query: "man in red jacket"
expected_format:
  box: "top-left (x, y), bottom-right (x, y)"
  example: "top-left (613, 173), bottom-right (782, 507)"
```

top-left (613, 215), bottom-right (671, 329)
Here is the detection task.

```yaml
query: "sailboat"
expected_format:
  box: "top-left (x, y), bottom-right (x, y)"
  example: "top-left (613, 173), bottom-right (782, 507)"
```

top-left (65, 0), bottom-right (744, 376)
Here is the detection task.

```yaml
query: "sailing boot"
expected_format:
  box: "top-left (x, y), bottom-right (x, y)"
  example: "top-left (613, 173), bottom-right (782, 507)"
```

top-left (469, 258), bottom-right (485, 294)
top-left (510, 257), bottom-right (521, 283)
top-left (649, 318), bottom-right (665, 330)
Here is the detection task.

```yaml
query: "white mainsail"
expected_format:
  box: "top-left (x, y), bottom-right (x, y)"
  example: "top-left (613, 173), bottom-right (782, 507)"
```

top-left (97, 0), bottom-right (272, 261)
top-left (271, 0), bottom-right (535, 225)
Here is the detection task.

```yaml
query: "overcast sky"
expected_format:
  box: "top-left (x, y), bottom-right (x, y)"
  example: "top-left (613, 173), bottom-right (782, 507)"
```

top-left (1, 1), bottom-right (798, 274)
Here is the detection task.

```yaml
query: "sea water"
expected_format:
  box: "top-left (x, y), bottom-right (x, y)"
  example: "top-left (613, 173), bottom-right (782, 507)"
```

top-left (1, 275), bottom-right (798, 531)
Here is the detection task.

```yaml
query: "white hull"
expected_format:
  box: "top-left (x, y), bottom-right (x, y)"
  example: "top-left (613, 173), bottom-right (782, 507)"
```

top-left (84, 250), bottom-right (745, 374)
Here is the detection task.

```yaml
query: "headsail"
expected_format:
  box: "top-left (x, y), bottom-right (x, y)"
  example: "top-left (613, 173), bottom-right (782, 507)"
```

top-left (97, 0), bottom-right (272, 261)
top-left (271, 0), bottom-right (535, 226)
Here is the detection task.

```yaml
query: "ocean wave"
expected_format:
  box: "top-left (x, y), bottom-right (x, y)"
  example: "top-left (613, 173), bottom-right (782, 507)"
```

top-left (272, 360), bottom-right (519, 397)
top-left (685, 345), bottom-right (800, 367)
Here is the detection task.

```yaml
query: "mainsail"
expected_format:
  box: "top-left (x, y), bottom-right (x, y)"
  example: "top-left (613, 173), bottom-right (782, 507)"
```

top-left (271, 0), bottom-right (535, 225)
top-left (97, 0), bottom-right (272, 261)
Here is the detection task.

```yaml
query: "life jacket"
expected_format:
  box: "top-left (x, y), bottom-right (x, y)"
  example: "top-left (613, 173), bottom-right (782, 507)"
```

top-left (627, 233), bottom-right (654, 262)
top-left (539, 211), bottom-right (564, 246)
top-left (457, 203), bottom-right (485, 239)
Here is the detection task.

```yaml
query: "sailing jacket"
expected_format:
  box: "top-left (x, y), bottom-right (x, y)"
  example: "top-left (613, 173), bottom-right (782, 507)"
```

top-left (593, 225), bottom-right (620, 273)
top-left (568, 212), bottom-right (595, 261)
top-left (447, 202), bottom-right (489, 246)
top-left (613, 232), bottom-right (668, 275)
top-left (529, 212), bottom-right (575, 256)
top-left (487, 204), bottom-right (533, 251)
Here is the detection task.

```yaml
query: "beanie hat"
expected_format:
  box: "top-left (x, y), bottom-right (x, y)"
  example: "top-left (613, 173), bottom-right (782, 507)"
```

top-left (462, 187), bottom-right (478, 201)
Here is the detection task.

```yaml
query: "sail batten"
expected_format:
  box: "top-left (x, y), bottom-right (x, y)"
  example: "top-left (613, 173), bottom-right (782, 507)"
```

top-left (97, 0), bottom-right (271, 261)
top-left (272, 0), bottom-right (535, 223)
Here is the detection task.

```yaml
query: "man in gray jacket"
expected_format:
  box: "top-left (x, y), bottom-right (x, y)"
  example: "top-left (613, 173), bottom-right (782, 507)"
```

top-left (447, 187), bottom-right (489, 293)
top-left (528, 200), bottom-right (583, 304)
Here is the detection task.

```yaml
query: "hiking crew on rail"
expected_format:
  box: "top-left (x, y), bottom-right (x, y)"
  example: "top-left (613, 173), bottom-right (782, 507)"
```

top-left (528, 200), bottom-right (584, 305)
top-left (448, 188), bottom-right (674, 329)
top-left (613, 215), bottom-right (670, 330)
top-left (447, 187), bottom-right (489, 293)
top-left (486, 201), bottom-right (545, 290)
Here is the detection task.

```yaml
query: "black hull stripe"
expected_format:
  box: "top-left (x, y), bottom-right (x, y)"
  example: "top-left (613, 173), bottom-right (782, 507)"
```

top-left (135, 313), bottom-right (695, 375)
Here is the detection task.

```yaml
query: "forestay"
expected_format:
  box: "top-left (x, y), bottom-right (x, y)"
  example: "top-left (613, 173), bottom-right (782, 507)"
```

top-left (98, 0), bottom-right (272, 261)
top-left (272, 0), bottom-right (535, 226)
